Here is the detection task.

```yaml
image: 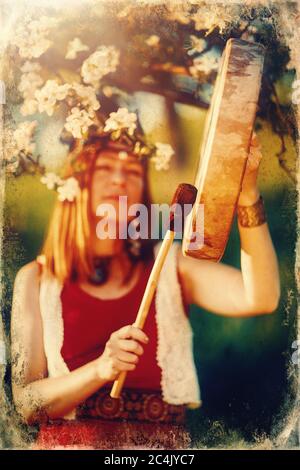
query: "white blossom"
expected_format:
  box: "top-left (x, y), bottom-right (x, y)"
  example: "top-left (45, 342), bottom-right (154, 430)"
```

top-left (13, 120), bottom-right (38, 155)
top-left (18, 71), bottom-right (44, 113)
top-left (19, 72), bottom-right (43, 97)
top-left (35, 80), bottom-right (70, 116)
top-left (3, 121), bottom-right (37, 172)
top-left (18, 61), bottom-right (44, 115)
top-left (10, 16), bottom-right (58, 59)
top-left (145, 35), bottom-right (160, 47)
top-left (20, 61), bottom-right (42, 73)
top-left (20, 99), bottom-right (39, 116)
top-left (188, 36), bottom-right (207, 55)
top-left (189, 54), bottom-right (220, 76)
top-left (151, 143), bottom-right (174, 171)
top-left (3, 121), bottom-right (37, 173)
top-left (6, 160), bottom-right (19, 174)
top-left (40, 172), bottom-right (63, 190)
top-left (66, 38), bottom-right (89, 60)
top-left (81, 46), bottom-right (120, 88)
top-left (64, 107), bottom-right (94, 139)
top-left (71, 82), bottom-right (100, 115)
top-left (116, 5), bottom-right (132, 18)
top-left (17, 37), bottom-right (52, 59)
top-left (57, 177), bottom-right (80, 202)
top-left (192, 7), bottom-right (231, 34)
top-left (102, 85), bottom-right (113, 97)
top-left (28, 16), bottom-right (59, 32)
top-left (167, 4), bottom-right (191, 25)
top-left (104, 107), bottom-right (137, 136)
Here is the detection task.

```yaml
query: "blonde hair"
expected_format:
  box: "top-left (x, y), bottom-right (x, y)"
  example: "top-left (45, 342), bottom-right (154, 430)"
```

top-left (38, 138), bottom-right (154, 284)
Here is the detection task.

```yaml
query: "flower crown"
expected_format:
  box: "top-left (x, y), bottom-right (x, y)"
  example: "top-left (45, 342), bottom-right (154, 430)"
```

top-left (64, 106), bottom-right (175, 173)
top-left (4, 106), bottom-right (175, 202)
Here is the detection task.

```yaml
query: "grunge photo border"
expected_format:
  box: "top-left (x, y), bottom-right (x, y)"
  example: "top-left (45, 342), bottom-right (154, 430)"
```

top-left (0, 0), bottom-right (299, 449)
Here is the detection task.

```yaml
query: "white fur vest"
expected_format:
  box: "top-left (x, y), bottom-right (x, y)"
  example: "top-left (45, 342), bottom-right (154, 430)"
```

top-left (38, 241), bottom-right (201, 419)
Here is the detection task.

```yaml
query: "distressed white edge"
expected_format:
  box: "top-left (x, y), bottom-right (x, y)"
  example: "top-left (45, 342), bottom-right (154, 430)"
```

top-left (272, 4), bottom-right (300, 448)
top-left (0, 0), bottom-right (298, 448)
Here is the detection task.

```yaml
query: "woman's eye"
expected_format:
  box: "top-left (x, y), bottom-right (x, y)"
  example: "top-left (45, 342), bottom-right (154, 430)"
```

top-left (127, 169), bottom-right (142, 177)
top-left (94, 165), bottom-right (142, 177)
top-left (96, 165), bottom-right (111, 172)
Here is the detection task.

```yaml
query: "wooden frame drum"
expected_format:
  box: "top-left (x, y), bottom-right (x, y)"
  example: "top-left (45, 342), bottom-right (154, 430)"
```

top-left (182, 38), bottom-right (265, 261)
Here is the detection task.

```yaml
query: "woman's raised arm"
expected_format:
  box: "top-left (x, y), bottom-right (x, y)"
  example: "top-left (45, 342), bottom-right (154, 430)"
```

top-left (177, 133), bottom-right (280, 318)
top-left (177, 213), bottom-right (280, 318)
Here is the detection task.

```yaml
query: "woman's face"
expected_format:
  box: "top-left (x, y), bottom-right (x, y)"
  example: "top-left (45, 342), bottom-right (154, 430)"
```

top-left (90, 148), bottom-right (145, 223)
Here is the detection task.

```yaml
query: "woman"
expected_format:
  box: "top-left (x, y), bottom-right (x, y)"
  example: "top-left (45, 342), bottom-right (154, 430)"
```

top-left (10, 112), bottom-right (280, 449)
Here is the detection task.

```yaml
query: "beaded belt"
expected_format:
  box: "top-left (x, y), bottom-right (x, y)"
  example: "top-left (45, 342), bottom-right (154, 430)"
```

top-left (76, 387), bottom-right (186, 425)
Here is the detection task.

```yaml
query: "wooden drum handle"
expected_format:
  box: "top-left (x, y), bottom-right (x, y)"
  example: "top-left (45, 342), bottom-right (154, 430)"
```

top-left (110, 230), bottom-right (175, 399)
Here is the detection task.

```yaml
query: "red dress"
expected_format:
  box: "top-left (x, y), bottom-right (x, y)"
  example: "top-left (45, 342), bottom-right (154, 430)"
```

top-left (35, 255), bottom-right (191, 449)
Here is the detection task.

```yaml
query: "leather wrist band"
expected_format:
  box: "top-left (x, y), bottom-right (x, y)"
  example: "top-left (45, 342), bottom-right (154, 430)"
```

top-left (237, 195), bottom-right (266, 227)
